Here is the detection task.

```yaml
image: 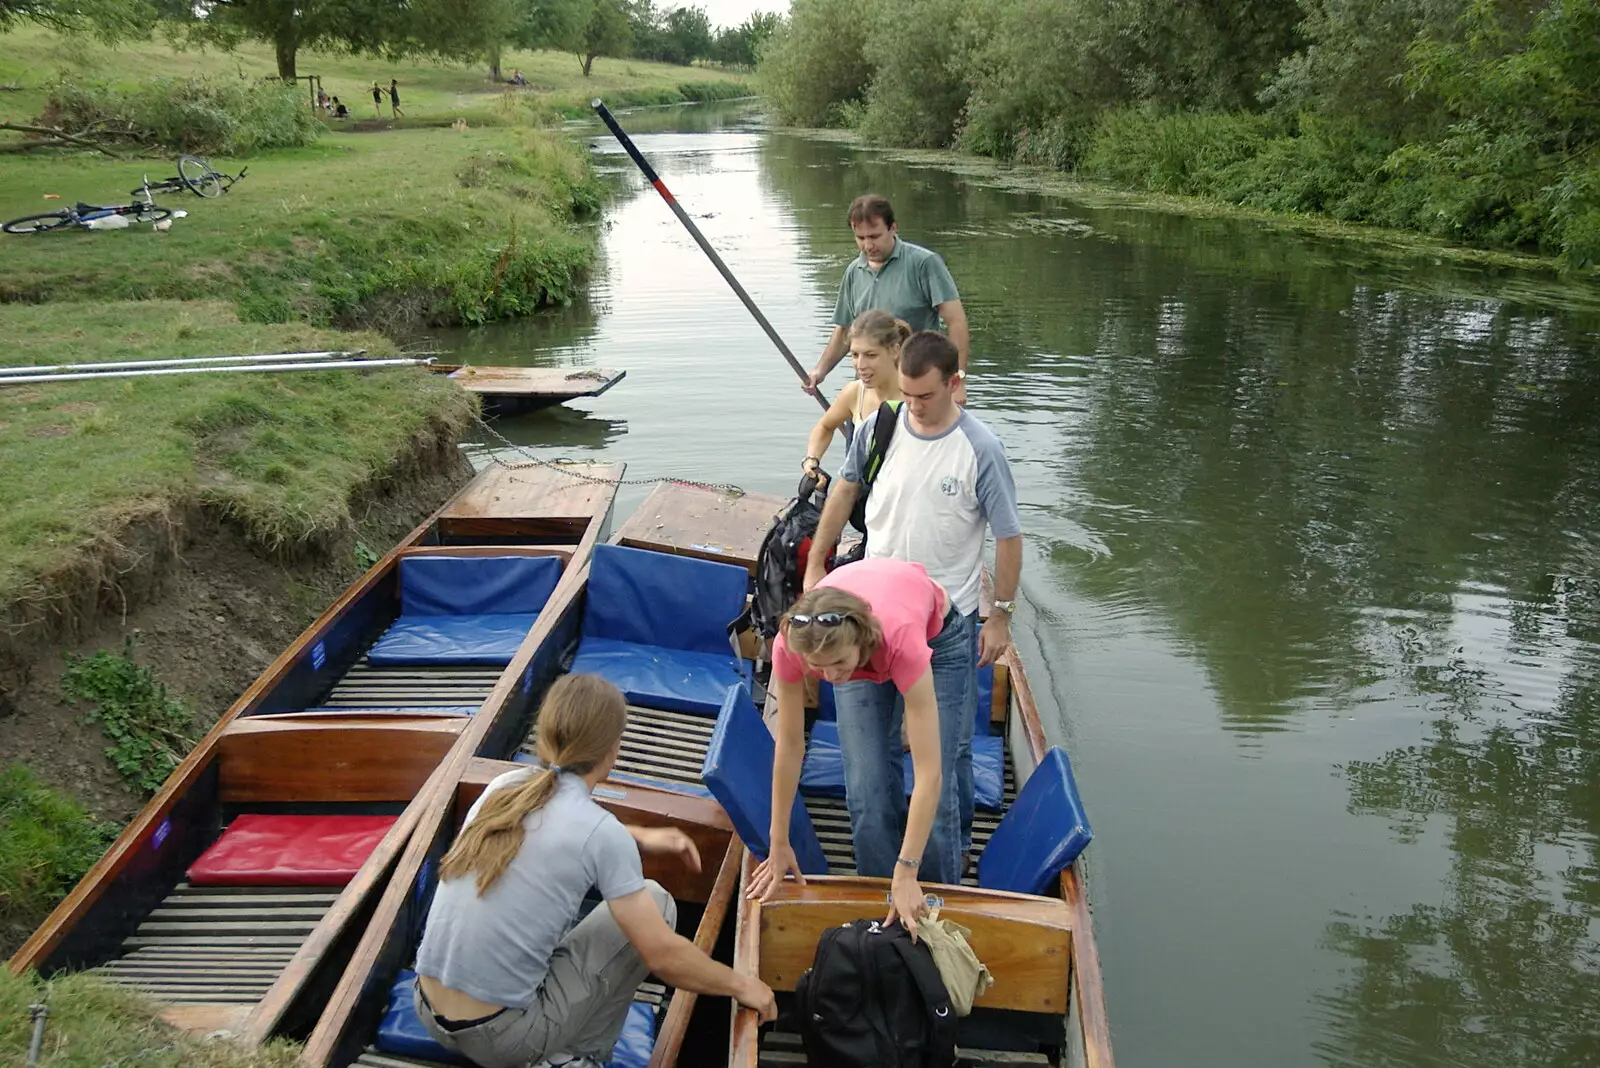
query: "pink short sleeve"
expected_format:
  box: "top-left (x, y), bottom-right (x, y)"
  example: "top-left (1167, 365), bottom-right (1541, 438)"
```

top-left (771, 631), bottom-right (804, 684)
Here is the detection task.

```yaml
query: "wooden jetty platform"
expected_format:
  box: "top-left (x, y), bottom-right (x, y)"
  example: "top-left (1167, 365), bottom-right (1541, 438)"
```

top-left (430, 364), bottom-right (626, 416)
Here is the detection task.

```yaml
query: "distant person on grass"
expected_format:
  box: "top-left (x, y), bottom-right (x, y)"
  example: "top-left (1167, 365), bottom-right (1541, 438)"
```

top-left (371, 81), bottom-right (384, 119)
top-left (390, 79), bottom-right (404, 119)
top-left (332, 97), bottom-right (349, 120)
top-left (805, 194), bottom-right (972, 406)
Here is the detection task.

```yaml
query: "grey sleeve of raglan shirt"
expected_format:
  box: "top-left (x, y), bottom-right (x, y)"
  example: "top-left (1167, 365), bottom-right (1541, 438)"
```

top-left (588, 815), bottom-right (647, 901)
top-left (965, 417), bottom-right (1022, 539)
top-left (839, 408), bottom-right (876, 484)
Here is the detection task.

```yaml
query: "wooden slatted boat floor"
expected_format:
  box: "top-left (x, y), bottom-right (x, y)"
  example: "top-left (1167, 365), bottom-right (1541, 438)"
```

top-left (520, 704), bottom-right (717, 789)
top-left (319, 664), bottom-right (505, 708)
top-left (347, 982), bottom-right (669, 1068)
top-left (93, 884), bottom-right (337, 1003)
top-left (758, 1029), bottom-right (1053, 1066)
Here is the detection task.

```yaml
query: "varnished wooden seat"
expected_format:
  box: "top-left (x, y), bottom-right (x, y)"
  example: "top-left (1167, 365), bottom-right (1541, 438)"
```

top-left (745, 866), bottom-right (1075, 1017)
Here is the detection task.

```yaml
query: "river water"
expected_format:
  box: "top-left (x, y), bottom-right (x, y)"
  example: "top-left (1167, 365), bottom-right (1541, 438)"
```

top-left (434, 104), bottom-right (1600, 1068)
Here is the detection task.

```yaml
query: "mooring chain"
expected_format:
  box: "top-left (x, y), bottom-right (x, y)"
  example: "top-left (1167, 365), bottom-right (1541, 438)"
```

top-left (465, 411), bottom-right (746, 497)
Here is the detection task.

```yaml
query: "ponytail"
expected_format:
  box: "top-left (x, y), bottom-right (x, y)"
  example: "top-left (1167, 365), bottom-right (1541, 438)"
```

top-left (438, 674), bottom-right (627, 895)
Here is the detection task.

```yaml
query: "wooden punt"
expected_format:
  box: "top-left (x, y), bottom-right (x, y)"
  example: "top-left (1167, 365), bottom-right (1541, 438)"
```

top-left (299, 482), bottom-right (788, 1068)
top-left (6, 461), bottom-right (624, 1045)
top-left (727, 600), bottom-right (1115, 1068)
top-left (429, 365), bottom-right (627, 417)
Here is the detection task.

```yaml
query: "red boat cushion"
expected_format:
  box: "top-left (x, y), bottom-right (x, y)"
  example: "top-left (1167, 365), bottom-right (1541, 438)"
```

top-left (187, 814), bottom-right (398, 887)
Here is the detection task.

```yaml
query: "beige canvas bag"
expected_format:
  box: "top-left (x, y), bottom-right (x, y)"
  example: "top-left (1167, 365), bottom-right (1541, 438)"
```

top-left (921, 908), bottom-right (994, 1016)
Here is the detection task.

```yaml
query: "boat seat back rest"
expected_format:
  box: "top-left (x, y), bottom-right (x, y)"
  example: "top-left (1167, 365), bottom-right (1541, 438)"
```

top-left (400, 554), bottom-right (563, 617)
top-left (976, 747), bottom-right (1092, 896)
top-left (572, 545), bottom-right (754, 715)
top-left (368, 555), bottom-right (562, 667)
top-left (701, 684), bottom-right (829, 875)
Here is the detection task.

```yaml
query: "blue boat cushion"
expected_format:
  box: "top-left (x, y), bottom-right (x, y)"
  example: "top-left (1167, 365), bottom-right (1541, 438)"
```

top-left (399, 554), bottom-right (562, 617)
top-left (366, 555), bottom-right (562, 666)
top-left (799, 720), bottom-right (1006, 811)
top-left (369, 614), bottom-right (539, 666)
top-left (512, 753), bottom-right (717, 800)
top-left (571, 636), bottom-right (749, 717)
top-left (701, 684), bottom-right (829, 875)
top-left (377, 970), bottom-right (472, 1065)
top-left (583, 544), bottom-right (750, 656)
top-left (816, 664), bottom-right (993, 733)
top-left (977, 746), bottom-right (1093, 896)
top-left (378, 970), bottom-right (656, 1067)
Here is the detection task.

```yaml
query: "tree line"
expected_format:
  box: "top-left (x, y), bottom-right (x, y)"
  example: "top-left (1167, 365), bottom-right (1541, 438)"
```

top-left (0, 0), bottom-right (777, 81)
top-left (759, 0), bottom-right (1600, 270)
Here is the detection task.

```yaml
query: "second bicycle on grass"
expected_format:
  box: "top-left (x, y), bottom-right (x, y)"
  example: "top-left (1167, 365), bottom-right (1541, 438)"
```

top-left (141, 155), bottom-right (249, 199)
top-left (2, 178), bottom-right (180, 235)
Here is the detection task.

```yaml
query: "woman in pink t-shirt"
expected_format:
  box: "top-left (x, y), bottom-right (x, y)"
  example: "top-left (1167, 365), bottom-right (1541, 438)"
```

top-left (747, 557), bottom-right (970, 936)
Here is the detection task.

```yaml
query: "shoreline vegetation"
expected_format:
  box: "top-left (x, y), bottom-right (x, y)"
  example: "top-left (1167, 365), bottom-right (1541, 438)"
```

top-left (0, 23), bottom-right (751, 1024)
top-left (758, 0), bottom-right (1600, 279)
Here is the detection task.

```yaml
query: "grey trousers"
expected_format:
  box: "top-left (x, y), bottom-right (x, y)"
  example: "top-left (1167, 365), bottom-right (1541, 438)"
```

top-left (414, 881), bottom-right (676, 1068)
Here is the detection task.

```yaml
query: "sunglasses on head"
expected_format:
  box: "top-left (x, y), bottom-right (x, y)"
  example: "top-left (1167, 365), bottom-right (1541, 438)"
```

top-left (789, 612), bottom-right (846, 628)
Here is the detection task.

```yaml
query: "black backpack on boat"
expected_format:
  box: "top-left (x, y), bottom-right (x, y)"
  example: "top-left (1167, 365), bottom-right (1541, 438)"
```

top-left (794, 918), bottom-right (958, 1068)
top-left (734, 400), bottom-right (902, 646)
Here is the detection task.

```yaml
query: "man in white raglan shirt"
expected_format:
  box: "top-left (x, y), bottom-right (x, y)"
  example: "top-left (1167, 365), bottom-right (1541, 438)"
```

top-left (803, 330), bottom-right (1022, 861)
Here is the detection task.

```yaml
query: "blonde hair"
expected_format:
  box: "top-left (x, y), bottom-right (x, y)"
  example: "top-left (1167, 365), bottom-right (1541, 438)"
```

top-left (850, 309), bottom-right (912, 353)
top-left (438, 674), bottom-right (627, 895)
top-left (781, 586), bottom-right (884, 667)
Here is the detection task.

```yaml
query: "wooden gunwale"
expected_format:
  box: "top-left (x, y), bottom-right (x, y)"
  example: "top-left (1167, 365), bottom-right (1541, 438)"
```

top-left (1007, 650), bottom-right (1114, 1068)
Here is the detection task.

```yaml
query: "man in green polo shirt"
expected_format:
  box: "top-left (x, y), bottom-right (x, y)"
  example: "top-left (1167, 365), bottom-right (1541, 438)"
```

top-left (804, 194), bottom-right (971, 404)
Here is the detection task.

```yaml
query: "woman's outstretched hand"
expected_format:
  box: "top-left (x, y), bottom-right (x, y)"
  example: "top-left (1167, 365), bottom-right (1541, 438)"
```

top-left (748, 841), bottom-right (806, 902)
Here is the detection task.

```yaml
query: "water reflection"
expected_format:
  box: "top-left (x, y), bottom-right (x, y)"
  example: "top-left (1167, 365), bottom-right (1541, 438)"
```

top-left (1323, 659), bottom-right (1600, 1068)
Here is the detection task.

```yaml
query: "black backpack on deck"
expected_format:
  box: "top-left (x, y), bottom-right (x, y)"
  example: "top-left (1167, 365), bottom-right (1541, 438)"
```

top-left (794, 919), bottom-right (958, 1068)
top-left (739, 472), bottom-right (831, 645)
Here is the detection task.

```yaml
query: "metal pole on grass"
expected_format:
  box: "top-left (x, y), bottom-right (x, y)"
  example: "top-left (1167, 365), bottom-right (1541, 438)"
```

top-left (591, 98), bottom-right (830, 412)
top-left (0, 350), bottom-right (368, 377)
top-left (0, 357), bottom-right (434, 385)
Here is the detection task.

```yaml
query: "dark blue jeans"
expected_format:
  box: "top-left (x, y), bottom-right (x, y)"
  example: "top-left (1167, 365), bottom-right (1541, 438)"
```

top-left (833, 609), bottom-right (975, 885)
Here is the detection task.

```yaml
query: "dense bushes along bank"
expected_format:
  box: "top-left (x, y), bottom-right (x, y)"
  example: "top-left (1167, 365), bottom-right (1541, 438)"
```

top-left (760, 0), bottom-right (1600, 270)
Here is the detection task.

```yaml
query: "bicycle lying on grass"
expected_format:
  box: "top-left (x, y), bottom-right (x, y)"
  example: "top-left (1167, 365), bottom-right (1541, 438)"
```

top-left (142, 155), bottom-right (249, 199)
top-left (1, 155), bottom-right (244, 235)
top-left (2, 179), bottom-right (176, 235)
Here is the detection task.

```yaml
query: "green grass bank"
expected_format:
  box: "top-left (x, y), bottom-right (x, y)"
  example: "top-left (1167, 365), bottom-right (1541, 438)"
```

top-left (1, 966), bottom-right (301, 1066)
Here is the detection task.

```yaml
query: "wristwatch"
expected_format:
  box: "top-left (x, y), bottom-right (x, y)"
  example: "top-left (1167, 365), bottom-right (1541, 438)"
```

top-left (992, 599), bottom-right (1015, 616)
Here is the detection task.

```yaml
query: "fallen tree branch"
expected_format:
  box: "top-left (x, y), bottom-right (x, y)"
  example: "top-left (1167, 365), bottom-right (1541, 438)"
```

top-left (0, 122), bottom-right (125, 158)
